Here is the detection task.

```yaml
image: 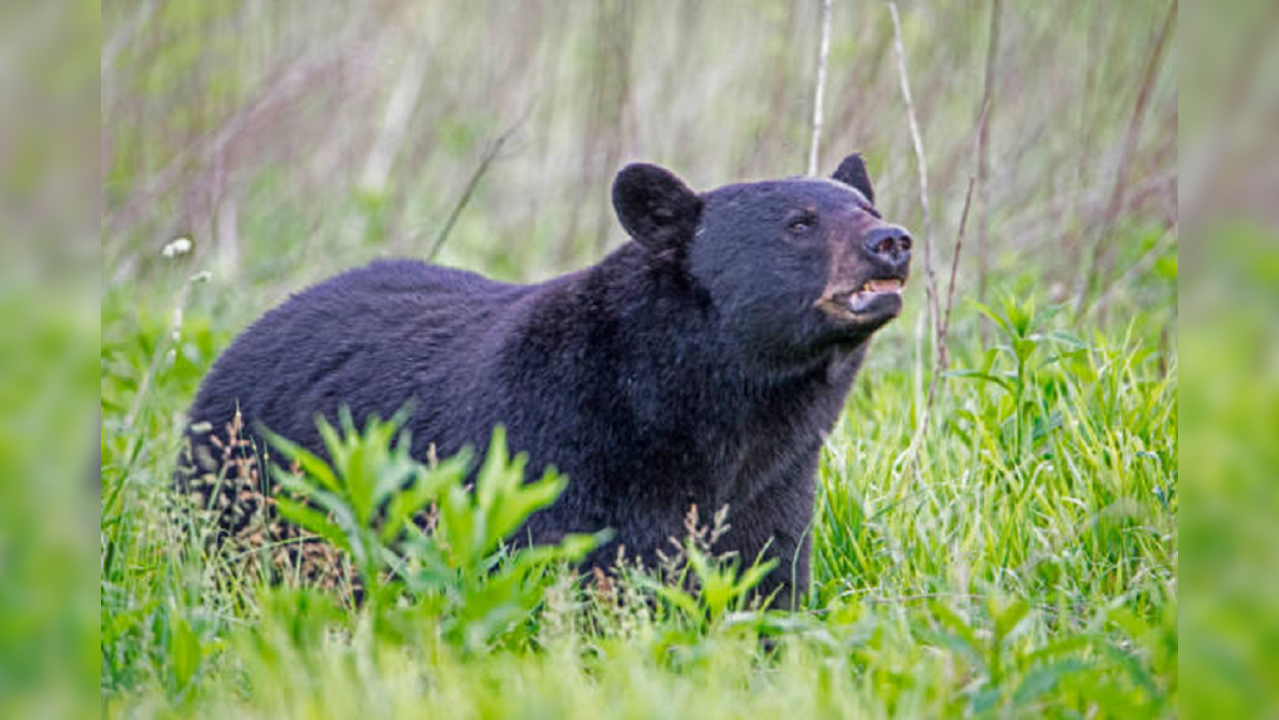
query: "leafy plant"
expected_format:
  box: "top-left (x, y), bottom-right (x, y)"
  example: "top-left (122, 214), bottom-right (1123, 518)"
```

top-left (268, 411), bottom-right (604, 651)
top-left (947, 294), bottom-right (1087, 459)
top-left (642, 544), bottom-right (778, 630)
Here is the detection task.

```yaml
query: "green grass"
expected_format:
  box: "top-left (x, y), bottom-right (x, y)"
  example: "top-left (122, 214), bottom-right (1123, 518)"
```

top-left (100, 281), bottom-right (1177, 718)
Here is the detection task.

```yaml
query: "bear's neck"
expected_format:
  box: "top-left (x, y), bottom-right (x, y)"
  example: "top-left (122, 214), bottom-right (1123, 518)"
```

top-left (567, 242), bottom-right (870, 437)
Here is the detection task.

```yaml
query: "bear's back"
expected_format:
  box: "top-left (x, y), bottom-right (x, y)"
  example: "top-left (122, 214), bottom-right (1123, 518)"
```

top-left (184, 259), bottom-right (525, 463)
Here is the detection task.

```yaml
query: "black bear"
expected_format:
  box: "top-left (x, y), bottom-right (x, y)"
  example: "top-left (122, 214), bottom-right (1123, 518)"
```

top-left (179, 153), bottom-right (912, 604)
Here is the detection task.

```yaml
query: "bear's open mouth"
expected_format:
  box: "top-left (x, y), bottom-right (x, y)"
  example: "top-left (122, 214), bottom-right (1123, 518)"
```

top-left (844, 278), bottom-right (904, 314)
top-left (859, 278), bottom-right (903, 294)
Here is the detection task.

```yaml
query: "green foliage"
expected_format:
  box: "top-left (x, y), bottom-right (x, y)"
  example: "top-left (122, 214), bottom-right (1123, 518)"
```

top-left (269, 413), bottom-right (604, 652)
top-left (951, 295), bottom-right (1085, 458)
top-left (643, 545), bottom-right (777, 628)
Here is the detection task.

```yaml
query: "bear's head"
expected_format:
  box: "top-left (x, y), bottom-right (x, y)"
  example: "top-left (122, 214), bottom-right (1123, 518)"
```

top-left (612, 154), bottom-right (912, 363)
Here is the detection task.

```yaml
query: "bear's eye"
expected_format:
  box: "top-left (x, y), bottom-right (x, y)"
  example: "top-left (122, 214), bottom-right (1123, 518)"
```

top-left (786, 212), bottom-right (818, 234)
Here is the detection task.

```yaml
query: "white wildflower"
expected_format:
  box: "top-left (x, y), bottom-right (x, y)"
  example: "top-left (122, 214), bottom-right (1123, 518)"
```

top-left (162, 237), bottom-right (193, 258)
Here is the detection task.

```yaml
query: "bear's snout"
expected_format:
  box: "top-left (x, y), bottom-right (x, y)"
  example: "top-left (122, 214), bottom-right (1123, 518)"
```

top-left (861, 225), bottom-right (912, 275)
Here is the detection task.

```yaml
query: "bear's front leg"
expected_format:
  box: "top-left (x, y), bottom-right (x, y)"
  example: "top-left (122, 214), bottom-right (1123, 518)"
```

top-left (716, 476), bottom-right (816, 609)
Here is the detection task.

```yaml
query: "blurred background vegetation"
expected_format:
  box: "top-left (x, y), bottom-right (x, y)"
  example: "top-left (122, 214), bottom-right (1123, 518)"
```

top-left (1179, 2), bottom-right (1279, 718)
top-left (101, 0), bottom-right (1176, 304)
top-left (0, 2), bottom-right (98, 718)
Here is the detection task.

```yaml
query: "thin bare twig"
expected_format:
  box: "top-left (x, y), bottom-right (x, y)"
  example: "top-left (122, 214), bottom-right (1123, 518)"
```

top-left (887, 1), bottom-right (941, 487)
top-left (888, 2), bottom-right (939, 355)
top-left (426, 116), bottom-right (528, 261)
top-left (895, 176), bottom-right (976, 477)
top-left (807, 0), bottom-right (834, 175)
top-left (1075, 0), bottom-right (1177, 314)
top-left (939, 176), bottom-right (978, 366)
top-left (893, 35), bottom-right (985, 479)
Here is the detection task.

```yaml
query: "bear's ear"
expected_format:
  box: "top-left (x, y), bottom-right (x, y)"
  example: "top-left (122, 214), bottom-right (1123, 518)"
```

top-left (831, 153), bottom-right (875, 205)
top-left (612, 163), bottom-right (703, 252)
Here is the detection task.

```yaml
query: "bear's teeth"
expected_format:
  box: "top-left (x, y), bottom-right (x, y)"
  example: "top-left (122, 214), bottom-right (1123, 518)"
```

top-left (862, 278), bottom-right (903, 293)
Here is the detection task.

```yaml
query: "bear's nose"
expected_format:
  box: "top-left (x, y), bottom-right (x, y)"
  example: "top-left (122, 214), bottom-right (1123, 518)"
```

top-left (863, 225), bottom-right (912, 269)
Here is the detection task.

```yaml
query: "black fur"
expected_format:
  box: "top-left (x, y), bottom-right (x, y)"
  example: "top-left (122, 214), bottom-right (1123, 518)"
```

top-left (832, 153), bottom-right (875, 205)
top-left (181, 154), bottom-right (911, 605)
